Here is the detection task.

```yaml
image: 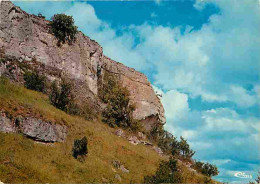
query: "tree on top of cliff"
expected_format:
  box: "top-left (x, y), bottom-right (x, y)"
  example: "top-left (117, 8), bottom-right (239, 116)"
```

top-left (49, 14), bottom-right (78, 46)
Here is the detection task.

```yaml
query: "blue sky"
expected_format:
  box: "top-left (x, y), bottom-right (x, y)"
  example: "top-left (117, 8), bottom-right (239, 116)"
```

top-left (14, 0), bottom-right (260, 183)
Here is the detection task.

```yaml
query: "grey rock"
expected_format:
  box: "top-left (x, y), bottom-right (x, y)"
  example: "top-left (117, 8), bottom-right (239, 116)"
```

top-left (114, 174), bottom-right (122, 182)
top-left (128, 136), bottom-right (140, 145)
top-left (115, 129), bottom-right (124, 137)
top-left (138, 132), bottom-right (146, 139)
top-left (0, 113), bottom-right (67, 142)
top-left (140, 140), bottom-right (153, 146)
top-left (18, 117), bottom-right (68, 142)
top-left (112, 160), bottom-right (129, 173)
top-left (112, 160), bottom-right (121, 169)
top-left (0, 0), bottom-right (166, 131)
top-left (119, 165), bottom-right (129, 173)
top-left (0, 113), bottom-right (16, 133)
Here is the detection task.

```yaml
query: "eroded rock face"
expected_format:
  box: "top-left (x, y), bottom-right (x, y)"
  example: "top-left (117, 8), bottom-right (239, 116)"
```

top-left (102, 57), bottom-right (166, 130)
top-left (0, 0), bottom-right (166, 131)
top-left (0, 113), bottom-right (67, 142)
top-left (17, 117), bottom-right (68, 142)
top-left (0, 113), bottom-right (16, 133)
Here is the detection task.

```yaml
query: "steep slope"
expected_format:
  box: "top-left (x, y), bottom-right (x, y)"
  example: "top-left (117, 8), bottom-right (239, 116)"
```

top-left (0, 78), bottom-right (162, 183)
top-left (0, 79), bottom-right (211, 184)
top-left (0, 0), bottom-right (165, 131)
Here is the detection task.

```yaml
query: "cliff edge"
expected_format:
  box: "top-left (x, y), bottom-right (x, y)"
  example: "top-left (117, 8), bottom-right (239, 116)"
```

top-left (0, 0), bottom-right (165, 131)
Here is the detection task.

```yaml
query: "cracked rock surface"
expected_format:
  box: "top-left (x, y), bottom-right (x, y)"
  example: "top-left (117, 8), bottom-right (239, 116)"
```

top-left (0, 113), bottom-right (67, 142)
top-left (0, 0), bottom-right (165, 131)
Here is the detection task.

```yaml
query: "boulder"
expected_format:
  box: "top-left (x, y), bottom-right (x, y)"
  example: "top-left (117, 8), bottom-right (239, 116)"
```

top-left (128, 136), bottom-right (140, 145)
top-left (138, 132), bottom-right (146, 139)
top-left (114, 174), bottom-right (122, 182)
top-left (115, 129), bottom-right (124, 137)
top-left (0, 113), bottom-right (67, 142)
top-left (112, 160), bottom-right (129, 173)
top-left (140, 140), bottom-right (153, 146)
top-left (18, 117), bottom-right (68, 142)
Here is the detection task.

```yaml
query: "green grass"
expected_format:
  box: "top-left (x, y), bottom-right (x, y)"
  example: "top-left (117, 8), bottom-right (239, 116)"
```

top-left (0, 78), bottom-right (162, 183)
top-left (0, 78), bottom-right (216, 183)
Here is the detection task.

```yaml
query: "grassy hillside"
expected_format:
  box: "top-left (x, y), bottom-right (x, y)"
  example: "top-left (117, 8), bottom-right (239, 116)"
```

top-left (0, 78), bottom-right (212, 183)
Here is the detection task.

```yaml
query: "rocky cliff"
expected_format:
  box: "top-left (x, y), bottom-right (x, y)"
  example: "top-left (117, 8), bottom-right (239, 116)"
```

top-left (0, 0), bottom-right (165, 131)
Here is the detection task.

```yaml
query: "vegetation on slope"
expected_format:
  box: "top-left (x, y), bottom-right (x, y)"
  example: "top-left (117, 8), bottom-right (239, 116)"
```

top-left (99, 71), bottom-right (141, 132)
top-left (0, 78), bottom-right (161, 183)
top-left (49, 14), bottom-right (78, 46)
top-left (0, 78), bottom-right (216, 183)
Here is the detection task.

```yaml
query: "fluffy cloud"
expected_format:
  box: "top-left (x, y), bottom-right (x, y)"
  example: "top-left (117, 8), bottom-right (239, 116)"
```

top-left (14, 0), bottom-right (260, 182)
top-left (135, 0), bottom-right (260, 107)
top-left (42, 0), bottom-right (260, 108)
top-left (153, 86), bottom-right (189, 122)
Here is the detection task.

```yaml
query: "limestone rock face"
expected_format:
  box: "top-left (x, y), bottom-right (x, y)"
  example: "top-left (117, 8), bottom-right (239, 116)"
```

top-left (0, 112), bottom-right (16, 133)
top-left (0, 0), bottom-right (166, 131)
top-left (0, 113), bottom-right (68, 142)
top-left (18, 117), bottom-right (68, 142)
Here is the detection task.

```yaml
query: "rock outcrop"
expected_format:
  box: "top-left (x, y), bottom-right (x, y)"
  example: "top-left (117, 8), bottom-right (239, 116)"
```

top-left (0, 0), bottom-right (165, 131)
top-left (0, 112), bottom-right (67, 142)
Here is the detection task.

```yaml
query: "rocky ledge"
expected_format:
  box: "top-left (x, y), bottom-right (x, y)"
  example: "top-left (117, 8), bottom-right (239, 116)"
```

top-left (0, 112), bottom-right (67, 142)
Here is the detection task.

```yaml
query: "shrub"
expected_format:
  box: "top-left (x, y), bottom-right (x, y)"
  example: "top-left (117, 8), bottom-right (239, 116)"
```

top-left (49, 14), bottom-right (78, 46)
top-left (192, 161), bottom-right (219, 177)
top-left (178, 136), bottom-right (195, 159)
top-left (24, 71), bottom-right (46, 92)
top-left (72, 136), bottom-right (88, 160)
top-left (158, 131), bottom-right (179, 155)
top-left (68, 103), bottom-right (96, 121)
top-left (148, 125), bottom-right (164, 142)
top-left (144, 158), bottom-right (182, 183)
top-left (99, 72), bottom-right (136, 129)
top-left (49, 79), bottom-right (73, 112)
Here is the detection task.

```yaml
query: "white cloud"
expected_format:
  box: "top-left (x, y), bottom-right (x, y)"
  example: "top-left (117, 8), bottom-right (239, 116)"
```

top-left (202, 108), bottom-right (258, 132)
top-left (229, 86), bottom-right (256, 107)
top-left (58, 0), bottom-right (260, 108)
top-left (153, 86), bottom-right (189, 122)
top-left (16, 1), bottom-right (260, 182)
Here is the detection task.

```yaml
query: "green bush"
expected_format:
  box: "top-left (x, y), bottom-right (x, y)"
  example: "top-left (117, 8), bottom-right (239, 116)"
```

top-left (49, 14), bottom-right (78, 46)
top-left (72, 136), bottom-right (88, 160)
top-left (99, 72), bottom-right (136, 129)
top-left (192, 161), bottom-right (219, 177)
top-left (158, 131), bottom-right (179, 154)
top-left (144, 158), bottom-right (182, 183)
top-left (49, 79), bottom-right (96, 120)
top-left (49, 79), bottom-right (73, 112)
top-left (24, 71), bottom-right (46, 92)
top-left (178, 136), bottom-right (195, 159)
top-left (68, 103), bottom-right (96, 121)
top-left (148, 125), bottom-right (164, 141)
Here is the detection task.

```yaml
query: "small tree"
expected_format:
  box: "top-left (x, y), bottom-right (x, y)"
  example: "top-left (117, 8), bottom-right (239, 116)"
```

top-left (144, 158), bottom-right (182, 183)
top-left (178, 136), bottom-right (195, 159)
top-left (49, 79), bottom-right (73, 112)
top-left (192, 160), bottom-right (219, 177)
top-left (72, 136), bottom-right (88, 160)
top-left (24, 71), bottom-right (46, 92)
top-left (158, 132), bottom-right (179, 155)
top-left (100, 72), bottom-right (136, 128)
top-left (49, 14), bottom-right (78, 46)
